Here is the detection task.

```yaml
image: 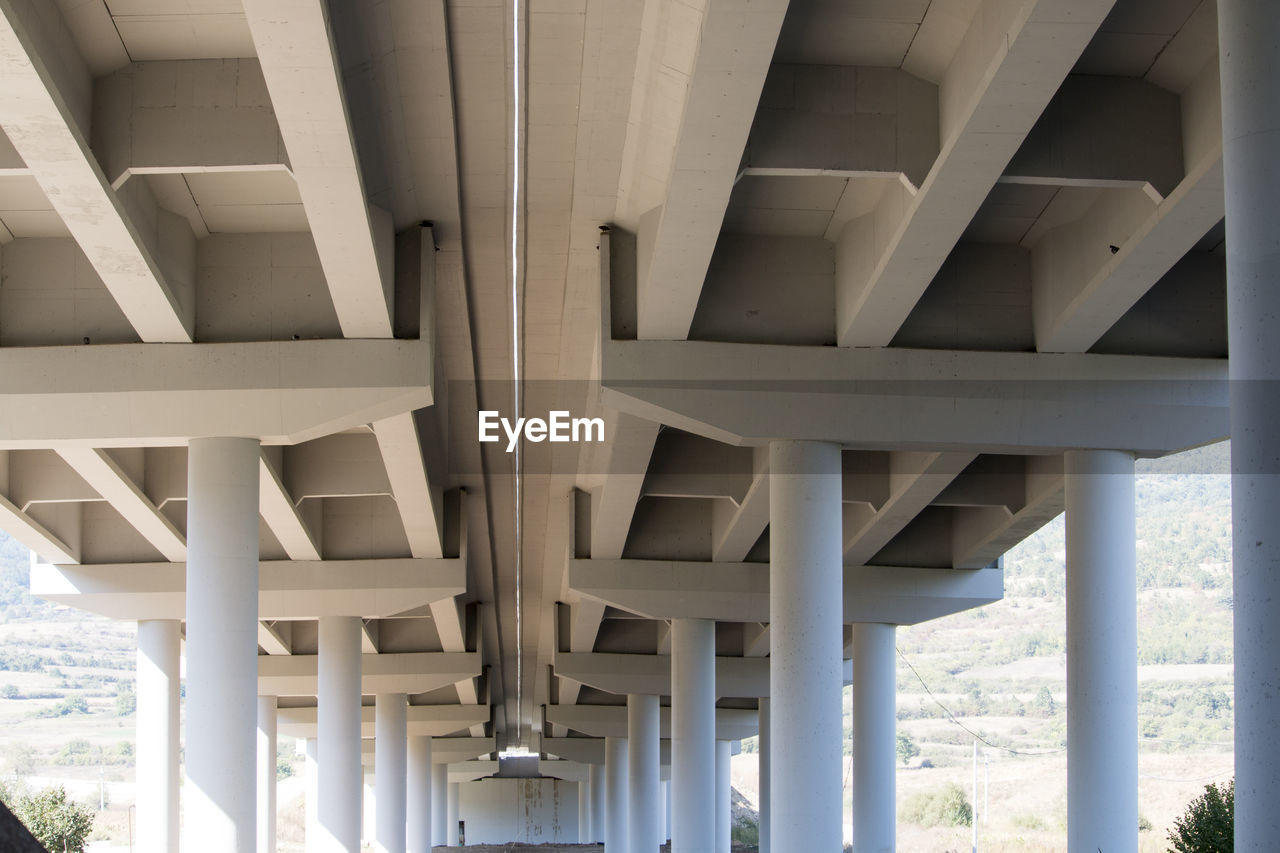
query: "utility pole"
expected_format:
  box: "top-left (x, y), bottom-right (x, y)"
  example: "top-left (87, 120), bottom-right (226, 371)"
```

top-left (971, 740), bottom-right (978, 853)
top-left (984, 751), bottom-right (990, 825)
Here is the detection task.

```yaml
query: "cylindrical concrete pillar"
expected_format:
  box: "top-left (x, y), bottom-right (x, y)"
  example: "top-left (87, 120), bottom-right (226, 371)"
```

top-left (318, 615), bottom-right (363, 851)
top-left (851, 623), bottom-right (896, 853)
top-left (604, 735), bottom-right (629, 852)
top-left (431, 763), bottom-right (447, 846)
top-left (660, 779), bottom-right (670, 843)
top-left (628, 694), bottom-right (660, 853)
top-left (406, 735), bottom-right (433, 853)
top-left (769, 440), bottom-right (842, 853)
top-left (579, 779), bottom-right (590, 843)
top-left (363, 769), bottom-right (377, 845)
top-left (590, 762), bottom-right (606, 843)
top-left (305, 738), bottom-right (319, 845)
top-left (1065, 450), bottom-right (1137, 852)
top-left (446, 782), bottom-right (460, 845)
top-left (672, 617), bottom-right (716, 852)
top-left (758, 698), bottom-right (770, 853)
top-left (376, 694), bottom-right (408, 853)
top-left (257, 696), bottom-right (278, 853)
top-left (1219, 2), bottom-right (1280, 847)
top-left (136, 619), bottom-right (180, 853)
top-left (184, 437), bottom-right (260, 851)
top-left (715, 740), bottom-right (731, 853)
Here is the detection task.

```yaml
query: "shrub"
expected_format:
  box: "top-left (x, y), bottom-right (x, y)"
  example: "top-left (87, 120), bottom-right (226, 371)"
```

top-left (12, 786), bottom-right (94, 853)
top-left (1168, 779), bottom-right (1232, 853)
top-left (900, 782), bottom-right (972, 827)
top-left (896, 732), bottom-right (919, 766)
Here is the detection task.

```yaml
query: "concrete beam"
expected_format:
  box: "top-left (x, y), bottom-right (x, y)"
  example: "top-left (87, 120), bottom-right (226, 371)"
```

top-left (554, 651), bottom-right (769, 698)
top-left (834, 0), bottom-right (1116, 347)
top-left (544, 705), bottom-right (757, 742)
top-left (543, 737), bottom-right (672, 768)
top-left (0, 496), bottom-right (78, 564)
top-left (711, 450), bottom-right (769, 562)
top-left (56, 448), bottom-right (186, 562)
top-left (626, 0), bottom-right (790, 340)
top-left (0, 0), bottom-right (193, 343)
top-left (258, 451), bottom-right (322, 562)
top-left (278, 705), bottom-right (490, 740)
top-left (843, 452), bottom-right (975, 565)
top-left (601, 340), bottom-right (1227, 455)
top-left (258, 621), bottom-right (292, 655)
top-left (951, 456), bottom-right (1064, 569)
top-left (31, 557), bottom-right (465, 620)
top-left (258, 652), bottom-right (481, 696)
top-left (242, 0), bottom-right (394, 339)
top-left (0, 338), bottom-right (431, 448)
top-left (569, 559), bottom-right (1003, 625)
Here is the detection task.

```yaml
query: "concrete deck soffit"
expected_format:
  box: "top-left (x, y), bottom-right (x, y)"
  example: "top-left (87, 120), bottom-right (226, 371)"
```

top-left (257, 651), bottom-right (481, 696)
top-left (277, 705), bottom-right (490, 741)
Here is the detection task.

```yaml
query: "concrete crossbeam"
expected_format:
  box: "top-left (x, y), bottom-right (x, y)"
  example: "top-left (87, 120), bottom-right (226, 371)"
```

top-left (0, 338), bottom-right (432, 448)
top-left (601, 340), bottom-right (1227, 455)
top-left (843, 452), bottom-right (975, 565)
top-left (258, 651), bottom-right (480, 697)
top-left (544, 705), bottom-right (757, 742)
top-left (553, 651), bottom-right (769, 698)
top-left (258, 451), bottom-right (322, 562)
top-left (278, 706), bottom-right (491, 740)
top-left (31, 557), bottom-right (465, 620)
top-left (57, 448), bottom-right (186, 562)
top-left (569, 559), bottom-right (1002, 625)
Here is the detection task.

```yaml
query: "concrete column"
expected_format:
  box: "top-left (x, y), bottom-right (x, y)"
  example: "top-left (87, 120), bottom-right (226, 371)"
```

top-left (363, 769), bottom-right (377, 845)
top-left (431, 763), bottom-right (447, 846)
top-left (1220, 2), bottom-right (1280, 847)
top-left (590, 762), bottom-right (606, 843)
top-left (660, 779), bottom-right (669, 843)
top-left (136, 619), bottom-right (180, 853)
top-left (758, 698), bottom-right (770, 853)
top-left (406, 736), bottom-right (432, 853)
top-left (318, 615), bottom-right (363, 851)
top-left (376, 694), bottom-right (408, 853)
top-left (769, 440), bottom-right (843, 853)
top-left (257, 696), bottom-right (278, 853)
top-left (184, 437), bottom-right (260, 851)
top-left (604, 735), bottom-right (629, 852)
top-left (715, 740), bottom-right (731, 853)
top-left (671, 617), bottom-right (715, 852)
top-left (627, 694), bottom-right (660, 853)
top-left (446, 782), bottom-right (460, 845)
top-left (579, 779), bottom-right (590, 843)
top-left (1065, 450), bottom-right (1136, 853)
top-left (850, 623), bottom-right (896, 853)
top-left (305, 738), bottom-right (319, 845)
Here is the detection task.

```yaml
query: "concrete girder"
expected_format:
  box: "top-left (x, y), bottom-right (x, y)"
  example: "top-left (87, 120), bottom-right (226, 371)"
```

top-left (258, 450), bottom-right (322, 562)
top-left (242, 0), bottom-right (394, 339)
top-left (711, 448), bottom-right (769, 562)
top-left (0, 495), bottom-right (78, 564)
top-left (554, 650), bottom-right (769, 698)
top-left (283, 433), bottom-right (392, 501)
top-left (31, 557), bottom-right (465, 620)
top-left (278, 706), bottom-right (491, 741)
top-left (543, 738), bottom-right (672, 769)
top-left (569, 559), bottom-right (1002, 626)
top-left (600, 340), bottom-right (1227, 456)
top-left (258, 651), bottom-right (480, 697)
top-left (0, 0), bottom-right (193, 343)
top-left (362, 740), bottom-right (497, 769)
top-left (0, 338), bottom-right (431, 448)
top-left (258, 620), bottom-right (293, 655)
top-left (843, 451), bottom-right (975, 565)
top-left (951, 456), bottom-right (1064, 569)
top-left (544, 705), bottom-right (757, 742)
top-left (56, 447), bottom-right (186, 562)
top-left (1030, 62), bottom-right (1225, 353)
top-left (92, 59), bottom-right (289, 187)
top-left (621, 0), bottom-right (790, 341)
top-left (834, 0), bottom-right (1117, 348)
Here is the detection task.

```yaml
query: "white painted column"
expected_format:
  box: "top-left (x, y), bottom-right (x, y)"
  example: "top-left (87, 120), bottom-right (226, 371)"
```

top-left (758, 698), bottom-right (770, 853)
top-left (406, 735), bottom-right (433, 853)
top-left (318, 615), bottom-right (363, 851)
top-left (305, 738), bottom-right (319, 845)
top-left (660, 779), bottom-right (669, 843)
top-left (136, 619), bottom-right (180, 853)
top-left (1065, 450), bottom-right (1137, 853)
top-left (184, 437), bottom-right (260, 852)
top-left (431, 763), bottom-right (447, 846)
top-left (590, 762), bottom-right (606, 843)
top-left (627, 694), bottom-right (660, 853)
top-left (714, 740), bottom-right (731, 853)
top-left (604, 735), bottom-right (629, 852)
top-left (672, 617), bottom-right (716, 852)
top-left (1220, 2), bottom-right (1280, 847)
top-left (376, 694), bottom-right (408, 853)
top-left (769, 440), bottom-right (843, 853)
top-left (579, 780), bottom-right (590, 843)
top-left (446, 782), bottom-right (460, 845)
top-left (257, 696), bottom-right (278, 853)
top-left (363, 769), bottom-right (377, 845)
top-left (850, 623), bottom-right (896, 853)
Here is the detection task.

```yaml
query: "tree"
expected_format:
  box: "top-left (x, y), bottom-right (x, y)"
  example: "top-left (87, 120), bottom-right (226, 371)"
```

top-left (12, 786), bottom-right (94, 853)
top-left (1168, 779), bottom-right (1232, 853)
top-left (896, 732), bottom-right (919, 766)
